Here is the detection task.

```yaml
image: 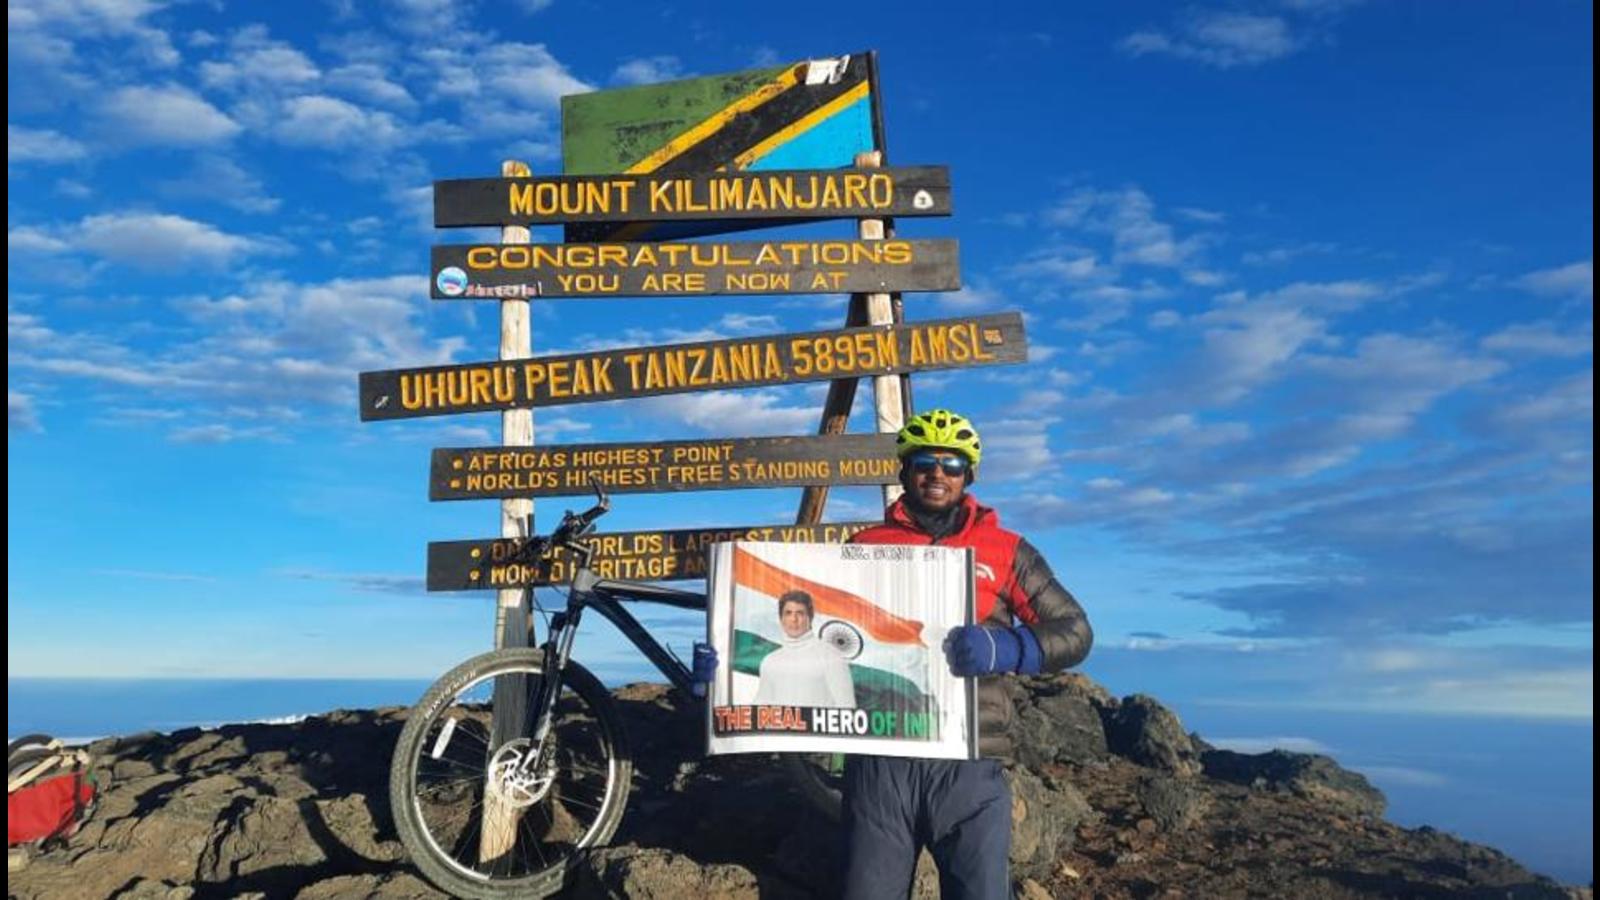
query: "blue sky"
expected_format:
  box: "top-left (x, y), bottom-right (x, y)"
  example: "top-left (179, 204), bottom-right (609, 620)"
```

top-left (7, 0), bottom-right (1593, 735)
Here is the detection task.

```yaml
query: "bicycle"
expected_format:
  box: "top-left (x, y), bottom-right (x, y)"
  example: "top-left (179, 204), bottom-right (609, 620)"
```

top-left (388, 484), bottom-right (843, 899)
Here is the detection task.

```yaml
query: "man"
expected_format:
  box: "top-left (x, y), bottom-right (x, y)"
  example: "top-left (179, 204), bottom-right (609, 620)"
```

top-left (752, 590), bottom-right (857, 708)
top-left (841, 408), bottom-right (1093, 900)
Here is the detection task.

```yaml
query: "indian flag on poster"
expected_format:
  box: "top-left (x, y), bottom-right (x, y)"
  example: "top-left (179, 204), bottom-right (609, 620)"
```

top-left (705, 541), bottom-right (978, 760)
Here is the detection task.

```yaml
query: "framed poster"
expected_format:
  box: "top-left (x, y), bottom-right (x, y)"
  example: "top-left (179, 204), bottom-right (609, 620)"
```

top-left (705, 541), bottom-right (977, 759)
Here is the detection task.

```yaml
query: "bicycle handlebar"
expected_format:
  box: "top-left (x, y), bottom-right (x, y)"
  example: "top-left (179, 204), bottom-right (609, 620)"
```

top-left (551, 480), bottom-right (610, 548)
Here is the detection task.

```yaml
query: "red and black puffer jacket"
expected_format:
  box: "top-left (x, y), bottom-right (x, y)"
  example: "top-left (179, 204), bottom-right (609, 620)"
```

top-left (851, 493), bottom-right (1093, 759)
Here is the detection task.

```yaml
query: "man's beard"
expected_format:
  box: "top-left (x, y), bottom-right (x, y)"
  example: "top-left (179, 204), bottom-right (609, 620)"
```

top-left (901, 477), bottom-right (968, 540)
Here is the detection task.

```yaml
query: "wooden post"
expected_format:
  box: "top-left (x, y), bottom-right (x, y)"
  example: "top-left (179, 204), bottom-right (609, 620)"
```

top-left (854, 151), bottom-right (907, 508)
top-left (795, 150), bottom-right (908, 524)
top-left (495, 158), bottom-right (536, 649)
top-left (793, 295), bottom-right (868, 525)
top-left (481, 159), bottom-right (533, 866)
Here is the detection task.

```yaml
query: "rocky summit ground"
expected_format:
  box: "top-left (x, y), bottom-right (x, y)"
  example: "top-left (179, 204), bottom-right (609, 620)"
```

top-left (8, 674), bottom-right (1591, 900)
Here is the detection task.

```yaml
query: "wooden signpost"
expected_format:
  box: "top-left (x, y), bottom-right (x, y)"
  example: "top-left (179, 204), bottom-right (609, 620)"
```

top-left (427, 521), bottom-right (879, 590)
top-left (431, 434), bottom-right (899, 500)
top-left (358, 52), bottom-right (1041, 870)
top-left (433, 165), bottom-right (951, 228)
top-left (360, 312), bottom-right (1026, 420)
top-left (430, 238), bottom-right (959, 299)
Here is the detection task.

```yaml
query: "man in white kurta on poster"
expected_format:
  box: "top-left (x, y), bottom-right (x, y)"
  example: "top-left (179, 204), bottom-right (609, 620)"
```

top-left (752, 590), bottom-right (856, 708)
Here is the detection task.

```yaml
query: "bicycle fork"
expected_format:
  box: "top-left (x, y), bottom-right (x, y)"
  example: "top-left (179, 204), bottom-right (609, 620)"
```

top-left (502, 583), bottom-right (590, 795)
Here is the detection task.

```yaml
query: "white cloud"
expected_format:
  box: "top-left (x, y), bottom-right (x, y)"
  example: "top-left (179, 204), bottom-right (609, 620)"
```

top-left (1196, 303), bottom-right (1328, 403)
top-left (977, 411), bottom-right (1060, 482)
top-left (634, 390), bottom-right (819, 436)
top-left (198, 27), bottom-right (320, 92)
top-left (1247, 278), bottom-right (1385, 310)
top-left (613, 55), bottom-right (686, 86)
top-left (1207, 735), bottom-right (1331, 754)
top-left (1184, 269), bottom-right (1227, 287)
top-left (8, 309), bottom-right (57, 346)
top-left (8, 124), bottom-right (86, 163)
top-left (10, 274), bottom-right (460, 423)
top-left (8, 226), bottom-right (71, 254)
top-left (1121, 12), bottom-right (1301, 69)
top-left (1490, 370), bottom-right (1593, 427)
top-left (424, 43), bottom-right (592, 108)
top-left (1481, 320), bottom-right (1594, 357)
top-left (19, 212), bottom-right (276, 269)
top-left (77, 212), bottom-right (274, 268)
top-left (270, 94), bottom-right (404, 149)
top-left (1404, 667), bottom-right (1593, 720)
top-left (1303, 333), bottom-right (1506, 417)
top-left (87, 568), bottom-right (218, 582)
top-left (936, 279), bottom-right (1005, 312)
top-left (1242, 242), bottom-right (1339, 266)
top-left (1008, 247), bottom-right (1109, 282)
top-left (97, 85), bottom-right (241, 146)
top-left (280, 568), bottom-right (427, 595)
top-left (326, 63), bottom-right (416, 108)
top-left (1355, 766), bottom-right (1449, 788)
top-left (716, 313), bottom-right (780, 332)
top-left (168, 423), bottom-right (269, 444)
top-left (1047, 187), bottom-right (1203, 268)
top-left (1514, 260), bottom-right (1593, 300)
top-left (501, 138), bottom-right (561, 163)
top-left (9, 390), bottom-right (42, 433)
top-left (157, 155), bottom-right (281, 214)
top-left (1174, 207), bottom-right (1227, 224)
top-left (8, 0), bottom-right (179, 68)
top-left (24, 357), bottom-right (210, 389)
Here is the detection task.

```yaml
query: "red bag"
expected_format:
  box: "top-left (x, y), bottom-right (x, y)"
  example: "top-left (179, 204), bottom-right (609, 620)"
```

top-left (7, 738), bottom-right (97, 847)
top-left (8, 774), bottom-right (95, 846)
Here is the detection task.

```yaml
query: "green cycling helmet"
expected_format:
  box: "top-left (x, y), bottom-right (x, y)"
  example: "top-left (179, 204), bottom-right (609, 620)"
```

top-left (895, 408), bottom-right (982, 472)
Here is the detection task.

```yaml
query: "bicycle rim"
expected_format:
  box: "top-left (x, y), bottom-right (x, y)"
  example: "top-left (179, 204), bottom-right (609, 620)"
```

top-left (391, 649), bottom-right (630, 898)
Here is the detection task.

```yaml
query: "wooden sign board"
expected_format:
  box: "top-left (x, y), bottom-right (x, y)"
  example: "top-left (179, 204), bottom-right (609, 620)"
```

top-left (430, 238), bottom-right (959, 300)
top-left (561, 52), bottom-right (884, 242)
top-left (360, 312), bottom-right (1027, 421)
top-left (431, 166), bottom-right (950, 228)
top-left (431, 434), bottom-right (899, 501)
top-left (428, 521), bottom-right (879, 589)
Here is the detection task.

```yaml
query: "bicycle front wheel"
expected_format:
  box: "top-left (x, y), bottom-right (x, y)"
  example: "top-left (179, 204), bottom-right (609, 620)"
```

top-left (390, 648), bottom-right (631, 899)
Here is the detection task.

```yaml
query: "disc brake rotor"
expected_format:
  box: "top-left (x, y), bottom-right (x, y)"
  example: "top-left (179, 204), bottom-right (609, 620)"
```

top-left (487, 738), bottom-right (557, 808)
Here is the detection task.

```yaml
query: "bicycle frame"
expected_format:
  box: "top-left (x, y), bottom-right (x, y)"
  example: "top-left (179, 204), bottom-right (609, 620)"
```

top-left (521, 564), bottom-right (708, 769)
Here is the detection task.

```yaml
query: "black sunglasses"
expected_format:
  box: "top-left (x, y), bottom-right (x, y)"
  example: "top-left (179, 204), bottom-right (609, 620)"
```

top-left (908, 452), bottom-right (970, 478)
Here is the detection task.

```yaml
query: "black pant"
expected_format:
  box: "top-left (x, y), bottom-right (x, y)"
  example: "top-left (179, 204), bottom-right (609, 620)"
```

top-left (841, 756), bottom-right (1011, 900)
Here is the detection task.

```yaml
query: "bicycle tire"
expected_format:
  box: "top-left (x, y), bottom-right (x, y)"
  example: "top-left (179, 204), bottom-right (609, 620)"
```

top-left (8, 746), bottom-right (57, 783)
top-left (783, 752), bottom-right (844, 822)
top-left (8, 735), bottom-right (54, 758)
top-left (390, 648), bottom-right (631, 899)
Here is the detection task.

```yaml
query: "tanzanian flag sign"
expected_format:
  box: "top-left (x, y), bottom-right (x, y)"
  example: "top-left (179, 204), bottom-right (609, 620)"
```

top-left (705, 542), bottom-right (978, 760)
top-left (562, 53), bottom-right (883, 242)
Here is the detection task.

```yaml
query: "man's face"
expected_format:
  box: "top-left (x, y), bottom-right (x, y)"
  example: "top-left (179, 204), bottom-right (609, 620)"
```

top-left (779, 601), bottom-right (813, 638)
top-left (905, 450), bottom-right (969, 512)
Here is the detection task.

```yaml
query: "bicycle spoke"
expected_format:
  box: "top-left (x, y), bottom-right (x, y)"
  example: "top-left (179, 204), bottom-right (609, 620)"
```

top-left (418, 757), bottom-right (486, 778)
top-left (413, 776), bottom-right (483, 800)
top-left (555, 792), bottom-right (604, 814)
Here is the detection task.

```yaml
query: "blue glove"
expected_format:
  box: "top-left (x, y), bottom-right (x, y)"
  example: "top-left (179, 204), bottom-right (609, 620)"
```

top-left (943, 625), bottom-right (1044, 676)
top-left (690, 642), bottom-right (718, 697)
